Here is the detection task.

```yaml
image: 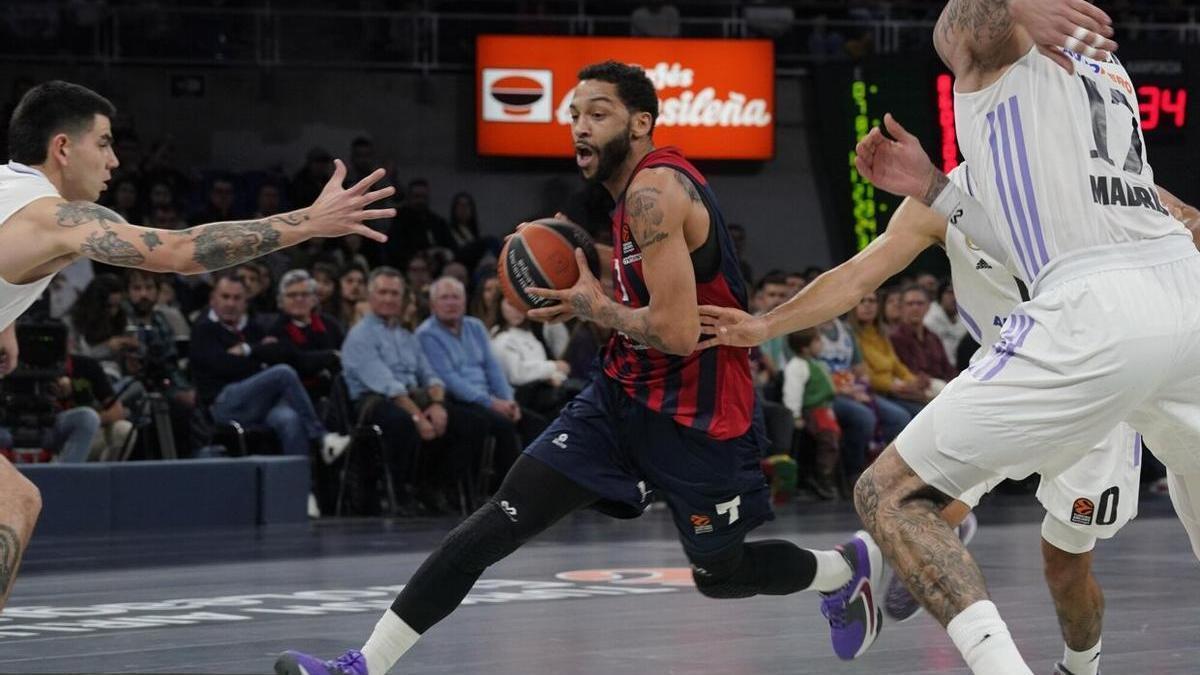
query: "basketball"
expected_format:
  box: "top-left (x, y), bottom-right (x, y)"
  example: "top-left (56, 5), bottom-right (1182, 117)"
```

top-left (498, 219), bottom-right (599, 312)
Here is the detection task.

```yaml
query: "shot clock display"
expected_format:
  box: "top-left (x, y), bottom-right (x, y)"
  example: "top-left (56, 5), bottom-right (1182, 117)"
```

top-left (810, 53), bottom-right (1196, 262)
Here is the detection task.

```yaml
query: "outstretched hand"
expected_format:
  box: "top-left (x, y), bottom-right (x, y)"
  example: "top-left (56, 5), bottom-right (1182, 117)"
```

top-left (1010, 0), bottom-right (1117, 73)
top-left (854, 113), bottom-right (941, 202)
top-left (308, 159), bottom-right (396, 243)
top-left (697, 305), bottom-right (767, 350)
top-left (526, 248), bottom-right (608, 324)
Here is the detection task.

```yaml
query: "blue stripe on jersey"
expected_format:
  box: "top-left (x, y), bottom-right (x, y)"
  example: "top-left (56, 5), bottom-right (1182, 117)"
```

top-left (1008, 97), bottom-right (1051, 270)
top-left (958, 303), bottom-right (982, 343)
top-left (997, 102), bottom-right (1043, 279)
top-left (988, 111), bottom-right (1035, 281)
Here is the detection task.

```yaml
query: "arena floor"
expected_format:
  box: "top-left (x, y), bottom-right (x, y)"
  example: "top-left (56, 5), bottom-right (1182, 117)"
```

top-left (6, 494), bottom-right (1198, 674)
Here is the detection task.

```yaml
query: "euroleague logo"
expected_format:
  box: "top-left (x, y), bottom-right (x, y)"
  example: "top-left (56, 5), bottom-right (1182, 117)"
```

top-left (482, 68), bottom-right (553, 123)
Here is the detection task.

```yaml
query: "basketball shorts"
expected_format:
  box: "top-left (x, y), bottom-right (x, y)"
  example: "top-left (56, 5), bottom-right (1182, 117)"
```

top-left (897, 238), bottom-right (1200, 501)
top-left (524, 375), bottom-right (773, 561)
top-left (1167, 471), bottom-right (1200, 562)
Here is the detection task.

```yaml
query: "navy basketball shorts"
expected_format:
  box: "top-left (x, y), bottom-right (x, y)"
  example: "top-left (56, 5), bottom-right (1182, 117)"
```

top-left (524, 376), bottom-right (774, 561)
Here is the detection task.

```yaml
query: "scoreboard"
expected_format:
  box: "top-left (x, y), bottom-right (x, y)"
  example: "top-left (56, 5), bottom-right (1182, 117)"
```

top-left (810, 53), bottom-right (1197, 263)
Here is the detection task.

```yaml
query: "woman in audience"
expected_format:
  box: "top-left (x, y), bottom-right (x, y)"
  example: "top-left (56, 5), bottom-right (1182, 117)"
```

top-left (490, 299), bottom-right (574, 416)
top-left (847, 293), bottom-right (927, 418)
top-left (334, 264), bottom-right (369, 330)
top-left (446, 192), bottom-right (482, 253)
top-left (312, 262), bottom-right (339, 319)
top-left (469, 271), bottom-right (502, 333)
top-left (68, 273), bottom-right (137, 378)
top-left (880, 286), bottom-right (903, 328)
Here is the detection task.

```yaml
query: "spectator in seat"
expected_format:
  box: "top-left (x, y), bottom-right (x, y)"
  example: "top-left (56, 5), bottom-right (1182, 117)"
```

top-left (48, 349), bottom-right (130, 462)
top-left (814, 318), bottom-right (907, 480)
top-left (890, 285), bottom-right (956, 388)
top-left (266, 269), bottom-right (345, 403)
top-left (388, 178), bottom-right (450, 266)
top-left (335, 264), bottom-right (369, 331)
top-left (418, 277), bottom-right (546, 484)
top-left (446, 191), bottom-right (482, 255)
top-left (121, 269), bottom-right (197, 457)
top-left (405, 253), bottom-right (434, 321)
top-left (847, 293), bottom-right (927, 418)
top-left (68, 273), bottom-right (137, 377)
top-left (784, 271), bottom-right (806, 297)
top-left (289, 147), bottom-right (334, 212)
top-left (469, 271), bottom-right (502, 333)
top-left (880, 286), bottom-right (903, 328)
top-left (491, 299), bottom-right (575, 416)
top-left (191, 174), bottom-right (238, 226)
top-left (190, 273), bottom-right (349, 459)
top-left (753, 273), bottom-right (794, 380)
top-left (782, 328), bottom-right (841, 500)
top-left (923, 279), bottom-right (968, 368)
top-left (342, 267), bottom-right (483, 514)
top-left (915, 272), bottom-right (938, 298)
top-left (312, 262), bottom-right (339, 318)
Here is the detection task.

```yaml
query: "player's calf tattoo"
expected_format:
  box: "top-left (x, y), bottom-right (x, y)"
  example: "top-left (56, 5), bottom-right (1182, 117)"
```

top-left (0, 524), bottom-right (22, 596)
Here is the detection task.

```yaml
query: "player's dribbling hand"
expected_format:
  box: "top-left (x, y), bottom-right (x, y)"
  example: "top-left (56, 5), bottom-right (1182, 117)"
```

top-left (308, 159), bottom-right (396, 243)
top-left (855, 113), bottom-right (940, 202)
top-left (526, 248), bottom-right (608, 325)
top-left (697, 305), bottom-right (767, 350)
top-left (1010, 0), bottom-right (1117, 73)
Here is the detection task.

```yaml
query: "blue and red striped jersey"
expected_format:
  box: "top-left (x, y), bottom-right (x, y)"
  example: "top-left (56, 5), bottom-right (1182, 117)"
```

top-left (602, 147), bottom-right (754, 440)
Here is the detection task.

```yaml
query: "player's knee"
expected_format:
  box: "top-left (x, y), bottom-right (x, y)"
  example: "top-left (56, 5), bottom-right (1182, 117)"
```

top-left (440, 499), bottom-right (526, 574)
top-left (1042, 541), bottom-right (1090, 592)
top-left (690, 549), bottom-right (754, 600)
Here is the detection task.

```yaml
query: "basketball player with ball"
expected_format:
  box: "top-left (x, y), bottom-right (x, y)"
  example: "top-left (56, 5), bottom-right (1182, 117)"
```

top-left (277, 60), bottom-right (885, 675)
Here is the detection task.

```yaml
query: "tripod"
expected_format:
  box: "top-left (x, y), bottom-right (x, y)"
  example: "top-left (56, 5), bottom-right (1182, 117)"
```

top-left (116, 381), bottom-right (177, 461)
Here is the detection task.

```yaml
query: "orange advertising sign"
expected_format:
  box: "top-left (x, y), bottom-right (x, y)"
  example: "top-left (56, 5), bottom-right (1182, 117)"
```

top-left (476, 35), bottom-right (775, 160)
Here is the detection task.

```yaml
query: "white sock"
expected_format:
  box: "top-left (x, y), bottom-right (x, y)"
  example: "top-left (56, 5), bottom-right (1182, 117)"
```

top-left (360, 610), bottom-right (420, 675)
top-left (946, 600), bottom-right (1033, 675)
top-left (1062, 639), bottom-right (1101, 675)
top-left (807, 548), bottom-right (852, 592)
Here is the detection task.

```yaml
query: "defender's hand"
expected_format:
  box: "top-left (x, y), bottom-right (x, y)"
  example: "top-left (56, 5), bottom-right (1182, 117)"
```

top-left (308, 159), bottom-right (396, 243)
top-left (1010, 0), bottom-right (1117, 73)
top-left (697, 305), bottom-right (767, 350)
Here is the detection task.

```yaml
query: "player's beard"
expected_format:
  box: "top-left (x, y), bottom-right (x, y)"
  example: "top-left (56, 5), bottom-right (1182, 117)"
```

top-left (587, 125), bottom-right (632, 185)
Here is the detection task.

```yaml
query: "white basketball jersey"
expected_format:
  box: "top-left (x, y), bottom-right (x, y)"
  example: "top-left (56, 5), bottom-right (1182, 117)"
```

top-left (0, 162), bottom-right (62, 331)
top-left (944, 164), bottom-right (1022, 352)
top-left (953, 47), bottom-right (1190, 285)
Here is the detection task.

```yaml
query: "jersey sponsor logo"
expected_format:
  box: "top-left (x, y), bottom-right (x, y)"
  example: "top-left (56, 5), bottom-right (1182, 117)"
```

top-left (948, 207), bottom-right (965, 225)
top-left (1089, 175), bottom-right (1169, 215)
top-left (975, 258), bottom-right (993, 271)
top-left (690, 514), bottom-right (714, 534)
top-left (1071, 497), bottom-right (1095, 526)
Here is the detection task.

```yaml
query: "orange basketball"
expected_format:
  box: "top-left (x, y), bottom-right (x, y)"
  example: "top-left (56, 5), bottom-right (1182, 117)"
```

top-left (498, 220), bottom-right (598, 312)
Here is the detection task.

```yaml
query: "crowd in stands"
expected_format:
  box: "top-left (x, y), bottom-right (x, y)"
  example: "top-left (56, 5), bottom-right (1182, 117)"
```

top-left (0, 125), bottom-right (645, 518)
top-left (752, 267), bottom-right (978, 502)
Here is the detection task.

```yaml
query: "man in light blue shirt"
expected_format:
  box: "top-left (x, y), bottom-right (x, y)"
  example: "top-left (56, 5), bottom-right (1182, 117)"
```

top-left (342, 268), bottom-right (483, 514)
top-left (417, 277), bottom-right (546, 485)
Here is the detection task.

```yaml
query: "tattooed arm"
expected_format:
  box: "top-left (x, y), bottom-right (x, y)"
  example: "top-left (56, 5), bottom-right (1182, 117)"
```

top-left (936, 0), bottom-right (1116, 87)
top-left (529, 167), bottom-right (701, 355)
top-left (33, 159), bottom-right (394, 274)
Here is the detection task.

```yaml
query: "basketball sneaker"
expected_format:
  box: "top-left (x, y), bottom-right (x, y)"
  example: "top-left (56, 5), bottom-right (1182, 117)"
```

top-left (883, 511), bottom-right (978, 623)
top-left (819, 530), bottom-right (884, 660)
top-left (275, 649), bottom-right (368, 675)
